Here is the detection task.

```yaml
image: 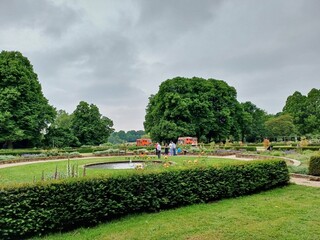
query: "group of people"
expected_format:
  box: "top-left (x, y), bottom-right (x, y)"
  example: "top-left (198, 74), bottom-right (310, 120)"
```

top-left (155, 141), bottom-right (178, 159)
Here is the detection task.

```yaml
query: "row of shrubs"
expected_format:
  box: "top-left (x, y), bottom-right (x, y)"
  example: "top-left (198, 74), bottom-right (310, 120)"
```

top-left (0, 159), bottom-right (289, 239)
top-left (1, 144), bottom-right (319, 158)
top-left (0, 152), bottom-right (81, 163)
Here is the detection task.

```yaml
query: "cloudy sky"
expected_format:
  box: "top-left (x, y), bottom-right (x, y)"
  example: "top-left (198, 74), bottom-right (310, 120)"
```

top-left (1, 0), bottom-right (319, 131)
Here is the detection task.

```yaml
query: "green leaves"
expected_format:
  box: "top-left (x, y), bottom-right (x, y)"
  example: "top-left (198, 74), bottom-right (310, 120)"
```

top-left (144, 77), bottom-right (242, 142)
top-left (0, 160), bottom-right (289, 239)
top-left (283, 89), bottom-right (320, 135)
top-left (0, 51), bottom-right (56, 148)
top-left (71, 101), bottom-right (114, 146)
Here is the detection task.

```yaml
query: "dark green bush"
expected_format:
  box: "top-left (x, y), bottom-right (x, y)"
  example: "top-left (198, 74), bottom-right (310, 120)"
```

top-left (309, 155), bottom-right (320, 176)
top-left (0, 160), bottom-right (289, 239)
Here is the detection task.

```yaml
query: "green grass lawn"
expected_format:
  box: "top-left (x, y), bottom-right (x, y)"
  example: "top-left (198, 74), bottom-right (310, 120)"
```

top-left (0, 156), bottom-right (239, 185)
top-left (33, 184), bottom-right (320, 240)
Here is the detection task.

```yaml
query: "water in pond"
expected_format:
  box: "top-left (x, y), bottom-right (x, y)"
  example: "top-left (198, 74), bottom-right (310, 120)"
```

top-left (86, 161), bottom-right (145, 169)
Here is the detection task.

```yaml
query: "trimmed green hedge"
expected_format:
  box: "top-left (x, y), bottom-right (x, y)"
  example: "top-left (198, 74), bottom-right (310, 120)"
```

top-left (309, 155), bottom-right (320, 176)
top-left (0, 160), bottom-right (289, 239)
top-left (272, 146), bottom-right (320, 151)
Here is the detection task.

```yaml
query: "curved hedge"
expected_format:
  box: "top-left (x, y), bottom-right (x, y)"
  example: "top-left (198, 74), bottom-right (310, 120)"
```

top-left (0, 160), bottom-right (289, 239)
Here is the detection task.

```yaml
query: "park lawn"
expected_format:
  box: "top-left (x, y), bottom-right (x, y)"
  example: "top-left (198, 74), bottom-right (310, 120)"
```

top-left (35, 184), bottom-right (320, 240)
top-left (0, 156), bottom-right (239, 185)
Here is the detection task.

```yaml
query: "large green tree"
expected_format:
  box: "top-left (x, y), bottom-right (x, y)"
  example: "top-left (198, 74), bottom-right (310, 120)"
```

top-left (0, 51), bottom-right (55, 148)
top-left (265, 114), bottom-right (297, 140)
top-left (283, 89), bottom-right (320, 135)
top-left (144, 77), bottom-right (242, 143)
top-left (44, 110), bottom-right (80, 148)
top-left (240, 101), bottom-right (269, 142)
top-left (71, 101), bottom-right (114, 145)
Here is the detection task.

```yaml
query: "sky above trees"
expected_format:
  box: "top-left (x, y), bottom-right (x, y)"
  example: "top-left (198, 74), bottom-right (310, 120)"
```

top-left (1, 0), bottom-right (319, 131)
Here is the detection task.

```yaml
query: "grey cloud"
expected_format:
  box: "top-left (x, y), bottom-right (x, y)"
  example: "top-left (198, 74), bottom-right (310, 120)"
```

top-left (79, 83), bottom-right (147, 106)
top-left (0, 0), bottom-right (81, 37)
top-left (1, 0), bottom-right (320, 130)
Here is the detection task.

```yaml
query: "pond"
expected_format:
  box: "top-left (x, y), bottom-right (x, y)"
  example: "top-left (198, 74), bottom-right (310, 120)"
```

top-left (85, 161), bottom-right (149, 169)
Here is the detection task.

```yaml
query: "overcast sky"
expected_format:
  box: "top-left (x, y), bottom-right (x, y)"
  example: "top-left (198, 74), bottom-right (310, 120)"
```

top-left (1, 0), bottom-right (319, 131)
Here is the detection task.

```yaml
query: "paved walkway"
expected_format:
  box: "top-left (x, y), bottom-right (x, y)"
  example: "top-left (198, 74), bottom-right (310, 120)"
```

top-left (290, 176), bottom-right (320, 188)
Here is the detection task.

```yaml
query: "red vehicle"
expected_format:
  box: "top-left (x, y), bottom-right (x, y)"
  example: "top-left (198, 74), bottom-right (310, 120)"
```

top-left (178, 137), bottom-right (198, 146)
top-left (136, 138), bottom-right (152, 146)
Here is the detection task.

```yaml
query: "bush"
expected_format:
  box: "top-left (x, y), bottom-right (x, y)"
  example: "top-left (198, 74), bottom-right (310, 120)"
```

top-left (309, 155), bottom-right (320, 176)
top-left (68, 152), bottom-right (81, 157)
top-left (0, 155), bottom-right (17, 161)
top-left (287, 165), bottom-right (308, 175)
top-left (0, 160), bottom-right (289, 239)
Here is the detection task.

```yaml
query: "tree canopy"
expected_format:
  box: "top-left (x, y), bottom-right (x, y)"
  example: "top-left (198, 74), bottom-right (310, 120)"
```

top-left (240, 101), bottom-right (269, 142)
top-left (44, 110), bottom-right (80, 148)
top-left (144, 77), bottom-right (243, 143)
top-left (265, 114), bottom-right (297, 139)
top-left (71, 101), bottom-right (114, 146)
top-left (283, 88), bottom-right (320, 135)
top-left (108, 130), bottom-right (145, 144)
top-left (0, 51), bottom-right (55, 148)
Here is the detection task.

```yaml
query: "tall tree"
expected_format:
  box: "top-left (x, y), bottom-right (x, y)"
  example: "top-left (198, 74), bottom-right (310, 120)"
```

top-left (282, 91), bottom-right (307, 134)
top-left (0, 51), bottom-right (55, 148)
top-left (44, 110), bottom-right (80, 148)
top-left (144, 77), bottom-right (242, 143)
top-left (265, 114), bottom-right (297, 139)
top-left (71, 101), bottom-right (114, 145)
top-left (283, 89), bottom-right (320, 135)
top-left (240, 101), bottom-right (269, 142)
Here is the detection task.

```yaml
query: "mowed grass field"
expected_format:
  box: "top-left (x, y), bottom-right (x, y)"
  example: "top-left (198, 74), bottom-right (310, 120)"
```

top-left (33, 184), bottom-right (320, 240)
top-left (0, 156), bottom-right (239, 185)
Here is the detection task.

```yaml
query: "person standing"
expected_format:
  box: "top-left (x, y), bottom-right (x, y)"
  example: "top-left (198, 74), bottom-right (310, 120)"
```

top-left (169, 141), bottom-right (173, 156)
top-left (164, 143), bottom-right (169, 155)
top-left (156, 142), bottom-right (161, 159)
top-left (155, 142), bottom-right (158, 156)
top-left (173, 142), bottom-right (177, 156)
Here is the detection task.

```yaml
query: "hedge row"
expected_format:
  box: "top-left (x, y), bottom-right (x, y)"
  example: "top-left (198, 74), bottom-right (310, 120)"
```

top-left (0, 160), bottom-right (289, 239)
top-left (309, 155), bottom-right (320, 176)
top-left (272, 146), bottom-right (320, 151)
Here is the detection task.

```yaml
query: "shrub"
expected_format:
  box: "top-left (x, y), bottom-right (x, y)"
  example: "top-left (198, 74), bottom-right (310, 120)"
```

top-left (287, 165), bottom-right (308, 175)
top-left (0, 155), bottom-right (17, 161)
top-left (68, 152), bottom-right (80, 157)
top-left (21, 153), bottom-right (47, 158)
top-left (0, 160), bottom-right (289, 239)
top-left (309, 155), bottom-right (320, 176)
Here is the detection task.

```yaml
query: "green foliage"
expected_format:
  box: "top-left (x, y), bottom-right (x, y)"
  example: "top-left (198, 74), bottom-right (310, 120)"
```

top-left (309, 155), bottom-right (320, 176)
top-left (108, 130), bottom-right (145, 144)
top-left (44, 110), bottom-right (80, 148)
top-left (0, 51), bottom-right (56, 148)
top-left (0, 160), bottom-right (289, 239)
top-left (265, 114), bottom-right (297, 138)
top-left (240, 101), bottom-right (269, 142)
top-left (287, 165), bottom-right (309, 175)
top-left (144, 77), bottom-right (242, 143)
top-left (71, 101), bottom-right (114, 146)
top-left (283, 89), bottom-right (320, 135)
top-left (0, 155), bottom-right (16, 160)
